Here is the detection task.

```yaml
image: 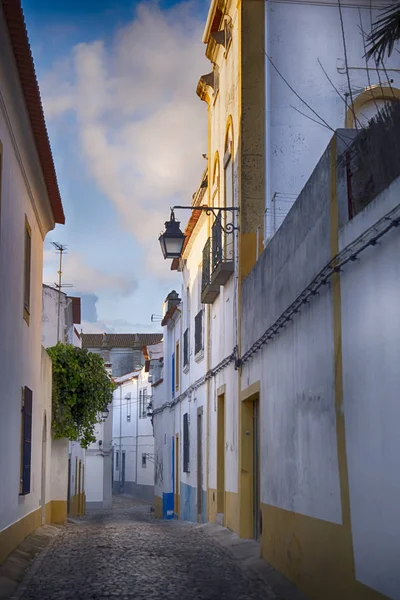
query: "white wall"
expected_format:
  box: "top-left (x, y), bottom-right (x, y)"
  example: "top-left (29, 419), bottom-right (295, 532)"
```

top-left (265, 0), bottom-right (400, 239)
top-left (0, 4), bottom-right (56, 535)
top-left (340, 177), bottom-right (400, 598)
top-left (85, 455), bottom-right (105, 504)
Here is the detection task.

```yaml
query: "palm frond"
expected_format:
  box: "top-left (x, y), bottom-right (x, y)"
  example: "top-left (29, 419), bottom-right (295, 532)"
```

top-left (366, 2), bottom-right (400, 63)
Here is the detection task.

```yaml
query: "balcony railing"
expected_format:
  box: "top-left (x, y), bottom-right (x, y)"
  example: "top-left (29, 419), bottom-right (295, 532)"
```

top-left (201, 213), bottom-right (234, 304)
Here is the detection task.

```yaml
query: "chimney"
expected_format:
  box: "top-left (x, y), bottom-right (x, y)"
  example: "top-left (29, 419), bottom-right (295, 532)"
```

top-left (165, 290), bottom-right (181, 312)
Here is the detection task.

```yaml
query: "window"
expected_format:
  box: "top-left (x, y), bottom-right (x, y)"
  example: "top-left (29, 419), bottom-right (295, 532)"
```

top-left (142, 388), bottom-right (148, 418)
top-left (183, 412), bottom-right (189, 473)
top-left (20, 387), bottom-right (33, 495)
top-left (183, 328), bottom-right (189, 367)
top-left (126, 392), bottom-right (131, 421)
top-left (142, 453), bottom-right (147, 468)
top-left (175, 341), bottom-right (180, 391)
top-left (23, 217), bottom-right (32, 324)
top-left (115, 451), bottom-right (119, 471)
top-left (195, 310), bottom-right (203, 355)
top-left (172, 353), bottom-right (175, 396)
top-left (139, 389), bottom-right (143, 419)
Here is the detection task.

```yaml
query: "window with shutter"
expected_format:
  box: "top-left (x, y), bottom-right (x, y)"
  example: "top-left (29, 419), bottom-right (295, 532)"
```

top-left (142, 388), bottom-right (148, 418)
top-left (175, 342), bottom-right (180, 391)
top-left (183, 412), bottom-right (189, 473)
top-left (183, 328), bottom-right (189, 367)
top-left (195, 310), bottom-right (203, 355)
top-left (20, 386), bottom-right (32, 495)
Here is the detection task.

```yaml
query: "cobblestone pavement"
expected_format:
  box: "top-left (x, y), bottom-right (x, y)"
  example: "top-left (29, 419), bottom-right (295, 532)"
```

top-left (18, 495), bottom-right (283, 600)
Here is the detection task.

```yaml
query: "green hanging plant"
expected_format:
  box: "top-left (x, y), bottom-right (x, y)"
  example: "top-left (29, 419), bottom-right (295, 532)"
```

top-left (47, 343), bottom-right (115, 448)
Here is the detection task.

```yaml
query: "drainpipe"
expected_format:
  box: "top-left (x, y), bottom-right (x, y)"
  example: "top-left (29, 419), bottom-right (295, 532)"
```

top-left (119, 383), bottom-right (122, 492)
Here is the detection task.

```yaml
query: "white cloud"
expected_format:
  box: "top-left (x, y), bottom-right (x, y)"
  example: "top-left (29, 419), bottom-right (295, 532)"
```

top-left (43, 249), bottom-right (137, 296)
top-left (42, 1), bottom-right (208, 277)
top-left (81, 318), bottom-right (156, 334)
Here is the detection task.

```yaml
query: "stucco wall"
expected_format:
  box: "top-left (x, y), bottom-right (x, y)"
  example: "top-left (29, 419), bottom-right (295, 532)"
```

top-left (241, 139), bottom-right (344, 523)
top-left (265, 0), bottom-right (400, 239)
top-left (340, 177), bottom-right (400, 598)
top-left (0, 4), bottom-right (56, 538)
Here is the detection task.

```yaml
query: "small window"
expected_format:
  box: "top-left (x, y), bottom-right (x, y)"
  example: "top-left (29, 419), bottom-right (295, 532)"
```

top-left (183, 329), bottom-right (189, 367)
top-left (142, 453), bottom-right (147, 468)
top-left (195, 310), bottom-right (203, 355)
top-left (183, 412), bottom-right (189, 473)
top-left (139, 389), bottom-right (143, 419)
top-left (175, 341), bottom-right (180, 391)
top-left (142, 388), bottom-right (148, 418)
top-left (115, 451), bottom-right (119, 471)
top-left (20, 387), bottom-right (33, 495)
top-left (23, 217), bottom-right (32, 324)
top-left (172, 353), bottom-right (175, 396)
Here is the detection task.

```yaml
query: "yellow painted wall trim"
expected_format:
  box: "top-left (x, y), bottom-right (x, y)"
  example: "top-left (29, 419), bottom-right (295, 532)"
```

top-left (240, 381), bottom-right (260, 402)
top-left (50, 500), bottom-right (67, 524)
top-left (0, 507), bottom-right (41, 565)
top-left (207, 488), bottom-right (217, 524)
top-left (225, 491), bottom-right (239, 533)
top-left (154, 495), bottom-right (162, 519)
top-left (216, 383), bottom-right (226, 397)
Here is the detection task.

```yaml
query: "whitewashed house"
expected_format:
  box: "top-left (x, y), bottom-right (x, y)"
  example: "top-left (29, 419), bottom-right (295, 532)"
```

top-left (153, 1), bottom-right (400, 598)
top-left (112, 360), bottom-right (155, 503)
top-left (82, 333), bottom-right (161, 508)
top-left (41, 285), bottom-right (86, 516)
top-left (0, 0), bottom-right (66, 563)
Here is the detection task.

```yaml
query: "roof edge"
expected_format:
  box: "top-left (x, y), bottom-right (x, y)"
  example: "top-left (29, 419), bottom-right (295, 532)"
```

top-left (2, 0), bottom-right (65, 225)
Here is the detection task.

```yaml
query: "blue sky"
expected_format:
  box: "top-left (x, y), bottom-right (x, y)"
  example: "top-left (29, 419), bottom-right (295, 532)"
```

top-left (22, 0), bottom-right (208, 332)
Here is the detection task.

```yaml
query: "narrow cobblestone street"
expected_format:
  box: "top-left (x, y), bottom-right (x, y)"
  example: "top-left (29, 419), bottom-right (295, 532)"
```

top-left (17, 496), bottom-right (284, 600)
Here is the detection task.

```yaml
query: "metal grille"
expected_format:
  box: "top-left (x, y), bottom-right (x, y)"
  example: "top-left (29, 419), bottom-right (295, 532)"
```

top-left (194, 310), bottom-right (203, 355)
top-left (201, 238), bottom-right (211, 292)
top-left (345, 101), bottom-right (400, 219)
top-left (183, 328), bottom-right (189, 367)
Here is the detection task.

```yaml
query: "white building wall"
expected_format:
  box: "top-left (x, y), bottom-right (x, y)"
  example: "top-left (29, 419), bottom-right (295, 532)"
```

top-left (85, 417), bottom-right (112, 509)
top-left (112, 371), bottom-right (155, 502)
top-left (340, 177), bottom-right (400, 599)
top-left (0, 3), bottom-right (58, 546)
top-left (265, 0), bottom-right (400, 239)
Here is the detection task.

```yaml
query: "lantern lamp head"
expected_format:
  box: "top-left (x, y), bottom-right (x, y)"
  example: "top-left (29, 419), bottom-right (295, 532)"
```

top-left (159, 210), bottom-right (185, 260)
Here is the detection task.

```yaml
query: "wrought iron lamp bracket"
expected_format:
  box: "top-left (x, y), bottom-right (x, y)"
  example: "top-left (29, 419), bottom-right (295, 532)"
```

top-left (170, 205), bottom-right (239, 234)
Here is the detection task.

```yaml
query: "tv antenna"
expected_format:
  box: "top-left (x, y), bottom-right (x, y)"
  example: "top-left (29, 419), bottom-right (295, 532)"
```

top-left (51, 242), bottom-right (73, 343)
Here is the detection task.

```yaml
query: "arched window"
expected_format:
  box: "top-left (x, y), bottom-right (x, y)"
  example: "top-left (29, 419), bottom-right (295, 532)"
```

top-left (224, 119), bottom-right (234, 260)
top-left (346, 86), bottom-right (400, 128)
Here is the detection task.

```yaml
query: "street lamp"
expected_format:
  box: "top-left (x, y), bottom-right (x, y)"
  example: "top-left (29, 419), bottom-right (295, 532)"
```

top-left (158, 211), bottom-right (185, 259)
top-left (159, 206), bottom-right (239, 260)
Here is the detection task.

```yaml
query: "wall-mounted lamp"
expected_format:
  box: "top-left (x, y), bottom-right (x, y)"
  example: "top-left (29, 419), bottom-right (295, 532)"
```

top-left (101, 406), bottom-right (110, 421)
top-left (159, 205), bottom-right (239, 261)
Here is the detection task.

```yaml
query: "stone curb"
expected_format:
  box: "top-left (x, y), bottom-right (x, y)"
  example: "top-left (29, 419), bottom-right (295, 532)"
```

top-left (9, 526), bottom-right (65, 600)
